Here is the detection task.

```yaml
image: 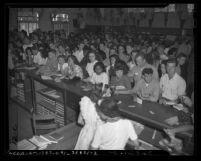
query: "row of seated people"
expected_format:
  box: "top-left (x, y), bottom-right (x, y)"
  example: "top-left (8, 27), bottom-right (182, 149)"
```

top-left (8, 29), bottom-right (194, 152)
top-left (8, 29), bottom-right (194, 99)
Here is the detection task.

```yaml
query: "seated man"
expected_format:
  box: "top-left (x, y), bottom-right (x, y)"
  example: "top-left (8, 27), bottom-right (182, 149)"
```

top-left (127, 52), bottom-right (159, 85)
top-left (115, 68), bottom-right (160, 102)
top-left (36, 49), bottom-right (58, 76)
top-left (159, 58), bottom-right (186, 105)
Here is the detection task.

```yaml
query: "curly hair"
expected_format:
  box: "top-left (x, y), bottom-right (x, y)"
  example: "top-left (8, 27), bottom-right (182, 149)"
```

top-left (114, 60), bottom-right (129, 75)
top-left (93, 61), bottom-right (106, 73)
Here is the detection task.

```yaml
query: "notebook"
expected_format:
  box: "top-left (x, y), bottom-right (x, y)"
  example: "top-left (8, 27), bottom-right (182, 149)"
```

top-left (49, 132), bottom-right (64, 142)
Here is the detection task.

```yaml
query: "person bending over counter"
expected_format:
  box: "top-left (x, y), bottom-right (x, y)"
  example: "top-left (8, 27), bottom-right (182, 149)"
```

top-left (115, 68), bottom-right (160, 102)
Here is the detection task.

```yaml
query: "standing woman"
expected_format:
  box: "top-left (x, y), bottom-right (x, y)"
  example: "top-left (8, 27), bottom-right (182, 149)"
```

top-left (65, 55), bottom-right (83, 80)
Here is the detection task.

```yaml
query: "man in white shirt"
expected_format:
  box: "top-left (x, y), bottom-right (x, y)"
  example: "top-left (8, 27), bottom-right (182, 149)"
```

top-left (90, 98), bottom-right (140, 150)
top-left (73, 42), bottom-right (84, 63)
top-left (159, 58), bottom-right (186, 105)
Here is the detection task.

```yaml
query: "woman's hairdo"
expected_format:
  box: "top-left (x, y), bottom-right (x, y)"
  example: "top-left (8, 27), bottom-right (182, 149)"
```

top-left (93, 61), bottom-right (106, 72)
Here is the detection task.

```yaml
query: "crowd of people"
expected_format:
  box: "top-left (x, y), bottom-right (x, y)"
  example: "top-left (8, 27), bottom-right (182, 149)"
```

top-left (8, 28), bottom-right (194, 152)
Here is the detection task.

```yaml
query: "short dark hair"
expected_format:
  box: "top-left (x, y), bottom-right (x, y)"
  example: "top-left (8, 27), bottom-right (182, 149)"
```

top-left (93, 61), bottom-right (106, 73)
top-left (57, 55), bottom-right (67, 62)
top-left (166, 58), bottom-right (177, 66)
top-left (96, 98), bottom-right (121, 118)
top-left (135, 52), bottom-right (145, 60)
top-left (31, 44), bottom-right (38, 51)
top-left (25, 47), bottom-right (32, 54)
top-left (109, 54), bottom-right (119, 61)
top-left (114, 60), bottom-right (129, 75)
top-left (49, 49), bottom-right (56, 55)
top-left (142, 68), bottom-right (153, 75)
top-left (177, 53), bottom-right (187, 59)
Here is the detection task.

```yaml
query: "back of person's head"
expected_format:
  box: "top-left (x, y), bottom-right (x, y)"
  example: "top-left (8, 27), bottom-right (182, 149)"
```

top-left (32, 44), bottom-right (38, 51)
top-left (177, 53), bottom-right (187, 59)
top-left (39, 49), bottom-right (48, 58)
top-left (25, 47), bottom-right (32, 54)
top-left (89, 89), bottom-right (103, 103)
top-left (142, 68), bottom-right (153, 75)
top-left (96, 98), bottom-right (121, 119)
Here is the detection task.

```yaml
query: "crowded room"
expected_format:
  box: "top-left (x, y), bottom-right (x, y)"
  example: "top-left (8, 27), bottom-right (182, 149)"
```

top-left (8, 5), bottom-right (194, 155)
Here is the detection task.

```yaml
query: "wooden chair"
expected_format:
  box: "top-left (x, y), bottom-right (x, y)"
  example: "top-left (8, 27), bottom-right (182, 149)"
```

top-left (32, 113), bottom-right (59, 135)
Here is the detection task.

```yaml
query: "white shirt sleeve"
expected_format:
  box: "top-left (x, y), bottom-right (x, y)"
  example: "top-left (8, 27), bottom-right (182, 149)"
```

top-left (33, 54), bottom-right (38, 64)
top-left (177, 78), bottom-right (186, 96)
top-left (102, 73), bottom-right (109, 85)
top-left (58, 64), bottom-right (60, 71)
top-left (127, 120), bottom-right (138, 141)
top-left (91, 126), bottom-right (102, 148)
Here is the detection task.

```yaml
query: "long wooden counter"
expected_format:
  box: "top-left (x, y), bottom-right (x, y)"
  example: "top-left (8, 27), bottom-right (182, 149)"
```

top-left (11, 67), bottom-right (193, 152)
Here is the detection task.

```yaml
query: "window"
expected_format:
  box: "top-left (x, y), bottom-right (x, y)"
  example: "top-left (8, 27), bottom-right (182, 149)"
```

top-left (51, 13), bottom-right (69, 32)
top-left (167, 4), bottom-right (175, 12)
top-left (18, 11), bottom-right (39, 35)
top-left (187, 4), bottom-right (194, 13)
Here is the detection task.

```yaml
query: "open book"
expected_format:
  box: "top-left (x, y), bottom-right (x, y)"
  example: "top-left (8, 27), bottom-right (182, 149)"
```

top-left (17, 139), bottom-right (37, 150)
top-left (29, 135), bottom-right (52, 148)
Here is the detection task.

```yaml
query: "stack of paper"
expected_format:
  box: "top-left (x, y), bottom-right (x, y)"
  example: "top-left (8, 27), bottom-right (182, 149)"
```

top-left (43, 90), bottom-right (60, 98)
top-left (49, 132), bottom-right (64, 141)
top-left (41, 75), bottom-right (52, 80)
top-left (29, 136), bottom-right (52, 150)
top-left (17, 139), bottom-right (37, 150)
top-left (16, 83), bottom-right (25, 102)
top-left (40, 132), bottom-right (64, 143)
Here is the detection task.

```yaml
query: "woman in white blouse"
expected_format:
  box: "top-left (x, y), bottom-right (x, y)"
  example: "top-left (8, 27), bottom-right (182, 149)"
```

top-left (84, 62), bottom-right (109, 91)
top-left (85, 51), bottom-right (98, 78)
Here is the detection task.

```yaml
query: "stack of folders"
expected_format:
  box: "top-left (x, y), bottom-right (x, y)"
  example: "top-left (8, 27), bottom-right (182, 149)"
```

top-left (41, 95), bottom-right (55, 111)
top-left (55, 102), bottom-right (64, 116)
top-left (43, 90), bottom-right (60, 99)
top-left (16, 83), bottom-right (25, 102)
top-left (17, 139), bottom-right (37, 150)
top-left (55, 114), bottom-right (64, 127)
